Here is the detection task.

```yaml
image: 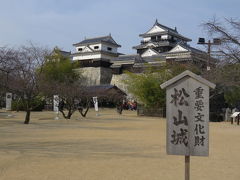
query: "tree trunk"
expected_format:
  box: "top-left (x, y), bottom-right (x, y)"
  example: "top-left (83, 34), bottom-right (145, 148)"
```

top-left (59, 109), bottom-right (68, 119)
top-left (116, 105), bottom-right (123, 114)
top-left (79, 104), bottom-right (90, 117)
top-left (67, 109), bottom-right (74, 119)
top-left (66, 111), bottom-right (71, 119)
top-left (24, 109), bottom-right (31, 124)
top-left (60, 109), bottom-right (73, 119)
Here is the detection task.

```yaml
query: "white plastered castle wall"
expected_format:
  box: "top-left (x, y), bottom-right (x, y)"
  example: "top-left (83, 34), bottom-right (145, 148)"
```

top-left (72, 54), bottom-right (101, 61)
top-left (75, 43), bottom-right (117, 54)
top-left (143, 37), bottom-right (151, 42)
top-left (75, 43), bottom-right (102, 52)
top-left (101, 44), bottom-right (118, 53)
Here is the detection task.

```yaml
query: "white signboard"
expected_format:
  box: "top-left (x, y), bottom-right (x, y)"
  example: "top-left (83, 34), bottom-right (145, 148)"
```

top-left (6, 93), bottom-right (12, 111)
top-left (231, 112), bottom-right (240, 118)
top-left (161, 70), bottom-right (215, 157)
top-left (93, 97), bottom-right (98, 112)
top-left (53, 95), bottom-right (59, 112)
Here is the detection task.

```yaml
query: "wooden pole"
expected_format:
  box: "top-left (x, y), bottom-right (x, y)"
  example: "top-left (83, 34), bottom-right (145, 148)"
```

top-left (207, 40), bottom-right (211, 71)
top-left (185, 156), bottom-right (190, 180)
top-left (237, 114), bottom-right (240, 125)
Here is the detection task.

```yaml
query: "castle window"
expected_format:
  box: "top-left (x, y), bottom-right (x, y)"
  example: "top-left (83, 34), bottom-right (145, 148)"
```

top-left (94, 46), bottom-right (99, 49)
top-left (157, 35), bottom-right (161, 40)
top-left (107, 47), bottom-right (112, 51)
top-left (151, 36), bottom-right (157, 41)
top-left (78, 48), bottom-right (83, 51)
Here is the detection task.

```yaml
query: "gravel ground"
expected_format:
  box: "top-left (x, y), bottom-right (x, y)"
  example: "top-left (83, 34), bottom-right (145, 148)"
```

top-left (0, 109), bottom-right (240, 180)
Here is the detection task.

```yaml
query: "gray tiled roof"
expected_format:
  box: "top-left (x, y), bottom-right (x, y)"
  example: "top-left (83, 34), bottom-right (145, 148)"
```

top-left (51, 49), bottom-right (71, 58)
top-left (112, 54), bottom-right (145, 63)
top-left (73, 35), bottom-right (121, 47)
top-left (111, 53), bottom-right (165, 68)
top-left (114, 54), bottom-right (138, 60)
top-left (181, 44), bottom-right (206, 54)
top-left (85, 85), bottom-right (127, 96)
top-left (71, 50), bottom-right (119, 57)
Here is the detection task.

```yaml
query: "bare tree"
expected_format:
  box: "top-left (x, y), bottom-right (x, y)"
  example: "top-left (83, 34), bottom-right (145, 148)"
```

top-left (202, 17), bottom-right (240, 111)
top-left (203, 17), bottom-right (240, 64)
top-left (77, 96), bottom-right (91, 118)
top-left (41, 80), bottom-right (88, 119)
top-left (0, 47), bottom-right (17, 90)
top-left (0, 44), bottom-right (49, 124)
top-left (202, 17), bottom-right (240, 86)
top-left (85, 85), bottom-right (126, 114)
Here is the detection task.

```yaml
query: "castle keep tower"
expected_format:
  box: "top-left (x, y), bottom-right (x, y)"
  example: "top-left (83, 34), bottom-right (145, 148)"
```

top-left (133, 19), bottom-right (192, 56)
top-left (111, 20), bottom-right (209, 72)
top-left (72, 35), bottom-right (121, 85)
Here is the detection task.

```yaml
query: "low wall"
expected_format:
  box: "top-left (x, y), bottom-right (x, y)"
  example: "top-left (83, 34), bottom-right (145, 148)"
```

top-left (137, 105), bottom-right (166, 117)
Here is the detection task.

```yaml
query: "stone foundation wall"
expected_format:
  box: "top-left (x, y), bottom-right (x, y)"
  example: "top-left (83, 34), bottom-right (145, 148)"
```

top-left (75, 67), bottom-right (134, 98)
top-left (100, 67), bottom-right (112, 84)
top-left (111, 74), bottom-right (134, 99)
top-left (75, 67), bottom-right (112, 86)
top-left (110, 74), bottom-right (128, 91)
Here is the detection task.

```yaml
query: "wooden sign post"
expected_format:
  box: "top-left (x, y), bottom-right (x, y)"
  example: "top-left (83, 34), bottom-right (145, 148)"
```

top-left (160, 70), bottom-right (215, 180)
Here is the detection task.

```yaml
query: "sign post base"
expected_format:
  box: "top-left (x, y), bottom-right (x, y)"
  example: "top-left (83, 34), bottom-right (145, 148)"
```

top-left (185, 156), bottom-right (190, 180)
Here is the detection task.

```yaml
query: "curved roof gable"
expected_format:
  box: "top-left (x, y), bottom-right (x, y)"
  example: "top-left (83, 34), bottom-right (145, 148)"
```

top-left (168, 43), bottom-right (206, 54)
top-left (140, 19), bottom-right (177, 36)
top-left (169, 44), bottom-right (189, 53)
top-left (141, 48), bottom-right (160, 57)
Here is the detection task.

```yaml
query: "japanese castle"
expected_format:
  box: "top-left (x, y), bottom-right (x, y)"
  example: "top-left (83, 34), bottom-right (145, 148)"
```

top-left (70, 20), bottom-right (209, 90)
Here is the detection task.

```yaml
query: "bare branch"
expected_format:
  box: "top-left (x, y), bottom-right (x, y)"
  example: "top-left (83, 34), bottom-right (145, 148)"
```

top-left (202, 17), bottom-right (240, 63)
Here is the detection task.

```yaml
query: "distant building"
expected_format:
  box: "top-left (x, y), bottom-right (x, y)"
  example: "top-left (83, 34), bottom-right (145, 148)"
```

top-left (72, 35), bottom-right (121, 67)
top-left (70, 20), bottom-right (211, 92)
top-left (58, 50), bottom-right (71, 57)
top-left (110, 20), bottom-right (210, 92)
top-left (49, 48), bottom-right (71, 62)
top-left (133, 19), bottom-right (191, 55)
top-left (85, 84), bottom-right (126, 99)
top-left (71, 35), bottom-right (121, 85)
top-left (111, 20), bottom-right (209, 75)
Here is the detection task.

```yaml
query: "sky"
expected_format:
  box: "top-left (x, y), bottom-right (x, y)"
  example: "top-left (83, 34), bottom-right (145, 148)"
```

top-left (0, 0), bottom-right (239, 54)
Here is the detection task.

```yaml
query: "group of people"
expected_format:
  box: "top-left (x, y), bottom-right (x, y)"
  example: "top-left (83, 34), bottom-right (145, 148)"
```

top-left (122, 100), bottom-right (137, 110)
top-left (116, 100), bottom-right (137, 114)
